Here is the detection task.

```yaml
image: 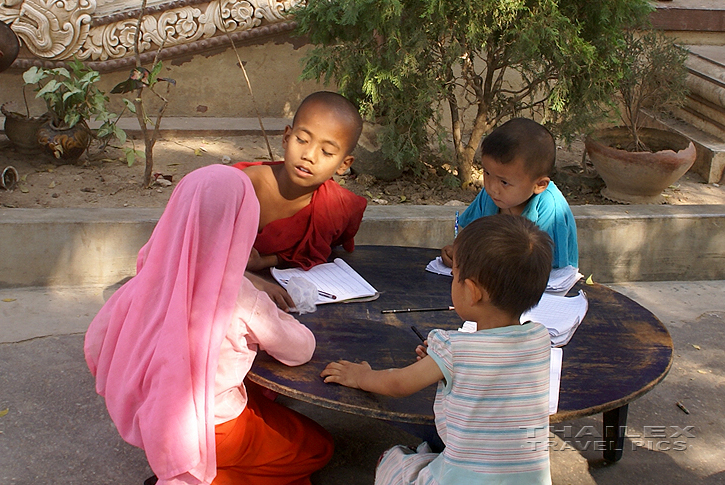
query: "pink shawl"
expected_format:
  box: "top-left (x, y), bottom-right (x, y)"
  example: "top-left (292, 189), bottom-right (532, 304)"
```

top-left (84, 165), bottom-right (260, 484)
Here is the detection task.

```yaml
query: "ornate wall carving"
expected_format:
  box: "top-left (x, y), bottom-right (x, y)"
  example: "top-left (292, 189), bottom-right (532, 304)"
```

top-left (0, 0), bottom-right (301, 70)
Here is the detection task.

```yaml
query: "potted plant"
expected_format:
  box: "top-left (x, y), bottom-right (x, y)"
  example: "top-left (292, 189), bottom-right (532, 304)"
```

top-left (22, 59), bottom-right (125, 163)
top-left (584, 30), bottom-right (695, 204)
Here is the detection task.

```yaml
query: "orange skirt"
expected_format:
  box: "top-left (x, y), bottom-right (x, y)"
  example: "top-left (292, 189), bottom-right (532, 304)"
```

top-left (212, 381), bottom-right (334, 485)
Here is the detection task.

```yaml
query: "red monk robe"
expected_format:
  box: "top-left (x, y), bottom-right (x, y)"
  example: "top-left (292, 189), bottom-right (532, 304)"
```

top-left (234, 161), bottom-right (368, 270)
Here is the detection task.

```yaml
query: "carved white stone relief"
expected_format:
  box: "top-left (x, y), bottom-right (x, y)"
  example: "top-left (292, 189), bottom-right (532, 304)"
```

top-left (1, 0), bottom-right (94, 59)
top-left (1, 0), bottom-right (302, 63)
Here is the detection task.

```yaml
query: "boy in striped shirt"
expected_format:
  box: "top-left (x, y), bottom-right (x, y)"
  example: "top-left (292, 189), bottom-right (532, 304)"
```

top-left (322, 214), bottom-right (553, 484)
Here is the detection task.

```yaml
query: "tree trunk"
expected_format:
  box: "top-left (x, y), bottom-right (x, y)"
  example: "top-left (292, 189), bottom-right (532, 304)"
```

top-left (143, 137), bottom-right (155, 187)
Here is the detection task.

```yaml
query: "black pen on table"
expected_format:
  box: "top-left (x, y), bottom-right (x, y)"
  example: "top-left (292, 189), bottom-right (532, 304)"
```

top-left (381, 306), bottom-right (454, 314)
top-left (411, 326), bottom-right (427, 343)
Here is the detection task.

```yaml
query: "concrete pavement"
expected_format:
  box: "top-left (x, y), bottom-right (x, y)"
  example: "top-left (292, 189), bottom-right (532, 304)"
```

top-left (1, 280), bottom-right (724, 484)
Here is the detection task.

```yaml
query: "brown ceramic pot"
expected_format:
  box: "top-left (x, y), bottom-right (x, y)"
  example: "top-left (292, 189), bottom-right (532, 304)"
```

top-left (37, 120), bottom-right (92, 163)
top-left (0, 20), bottom-right (19, 73)
top-left (584, 127), bottom-right (697, 204)
top-left (2, 103), bottom-right (50, 154)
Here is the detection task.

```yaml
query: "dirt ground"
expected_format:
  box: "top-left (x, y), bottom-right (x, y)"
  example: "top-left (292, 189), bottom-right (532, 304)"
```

top-left (1, 133), bottom-right (724, 209)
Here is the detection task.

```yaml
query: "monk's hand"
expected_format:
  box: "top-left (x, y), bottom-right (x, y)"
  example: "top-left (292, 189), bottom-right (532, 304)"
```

top-left (440, 245), bottom-right (453, 267)
top-left (247, 248), bottom-right (267, 272)
top-left (415, 342), bottom-right (428, 361)
top-left (321, 360), bottom-right (371, 389)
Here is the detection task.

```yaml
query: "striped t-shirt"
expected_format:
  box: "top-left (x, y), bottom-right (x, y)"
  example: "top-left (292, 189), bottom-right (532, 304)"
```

top-left (424, 323), bottom-right (552, 484)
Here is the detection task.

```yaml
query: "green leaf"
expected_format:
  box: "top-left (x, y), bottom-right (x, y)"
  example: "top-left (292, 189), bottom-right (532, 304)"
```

top-left (54, 67), bottom-right (70, 79)
top-left (125, 148), bottom-right (136, 166)
top-left (96, 124), bottom-right (113, 139)
top-left (115, 126), bottom-right (127, 144)
top-left (150, 61), bottom-right (163, 84)
top-left (23, 67), bottom-right (44, 85)
top-left (123, 98), bottom-right (137, 113)
top-left (36, 80), bottom-right (59, 97)
top-left (64, 112), bottom-right (81, 128)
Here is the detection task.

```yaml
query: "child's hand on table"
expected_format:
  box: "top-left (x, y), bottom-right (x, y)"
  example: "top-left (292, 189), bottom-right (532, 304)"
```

top-left (440, 245), bottom-right (453, 267)
top-left (415, 341), bottom-right (428, 361)
top-left (320, 360), bottom-right (371, 389)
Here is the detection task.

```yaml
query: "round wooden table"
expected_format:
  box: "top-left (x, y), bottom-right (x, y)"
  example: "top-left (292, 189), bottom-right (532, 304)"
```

top-left (248, 246), bottom-right (673, 462)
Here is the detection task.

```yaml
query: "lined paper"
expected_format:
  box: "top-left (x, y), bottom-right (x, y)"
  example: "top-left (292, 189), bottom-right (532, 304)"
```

top-left (271, 258), bottom-right (378, 304)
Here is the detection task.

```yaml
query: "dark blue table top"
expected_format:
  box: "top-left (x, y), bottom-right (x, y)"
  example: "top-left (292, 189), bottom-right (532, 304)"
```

top-left (249, 246), bottom-right (673, 425)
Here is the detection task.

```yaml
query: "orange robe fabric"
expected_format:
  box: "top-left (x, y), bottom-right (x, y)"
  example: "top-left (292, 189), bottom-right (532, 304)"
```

top-left (234, 161), bottom-right (367, 270)
top-left (213, 381), bottom-right (334, 485)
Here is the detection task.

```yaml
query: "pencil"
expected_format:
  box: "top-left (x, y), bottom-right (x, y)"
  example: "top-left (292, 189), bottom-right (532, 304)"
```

top-left (381, 306), bottom-right (454, 314)
top-left (411, 325), bottom-right (426, 343)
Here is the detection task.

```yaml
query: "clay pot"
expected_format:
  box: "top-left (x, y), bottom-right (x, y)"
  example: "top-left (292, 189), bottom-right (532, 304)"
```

top-left (2, 103), bottom-right (50, 154)
top-left (0, 20), bottom-right (19, 73)
top-left (584, 127), bottom-right (697, 204)
top-left (37, 120), bottom-right (92, 163)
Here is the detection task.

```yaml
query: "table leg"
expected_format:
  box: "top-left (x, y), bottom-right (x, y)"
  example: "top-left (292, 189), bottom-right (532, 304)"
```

top-left (602, 404), bottom-right (628, 462)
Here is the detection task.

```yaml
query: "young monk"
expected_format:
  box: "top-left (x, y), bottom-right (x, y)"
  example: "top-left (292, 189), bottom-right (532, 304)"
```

top-left (323, 214), bottom-right (553, 484)
top-left (235, 91), bottom-right (368, 310)
top-left (85, 165), bottom-right (333, 485)
top-left (441, 117), bottom-right (578, 269)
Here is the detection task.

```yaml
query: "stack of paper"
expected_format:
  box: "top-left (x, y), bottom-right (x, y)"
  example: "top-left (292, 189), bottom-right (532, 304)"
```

top-left (549, 347), bottom-right (563, 414)
top-left (425, 257), bottom-right (453, 276)
top-left (546, 265), bottom-right (583, 295)
top-left (521, 290), bottom-right (589, 347)
top-left (425, 260), bottom-right (582, 298)
top-left (271, 258), bottom-right (379, 305)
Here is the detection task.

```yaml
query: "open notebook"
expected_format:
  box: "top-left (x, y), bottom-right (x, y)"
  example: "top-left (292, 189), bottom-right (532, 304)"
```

top-left (271, 258), bottom-right (379, 305)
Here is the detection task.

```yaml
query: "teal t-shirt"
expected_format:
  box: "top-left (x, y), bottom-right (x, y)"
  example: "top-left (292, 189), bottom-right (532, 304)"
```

top-left (458, 181), bottom-right (578, 268)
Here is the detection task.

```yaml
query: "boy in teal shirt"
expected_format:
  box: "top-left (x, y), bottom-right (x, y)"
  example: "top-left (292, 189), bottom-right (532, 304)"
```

top-left (442, 118), bottom-right (578, 269)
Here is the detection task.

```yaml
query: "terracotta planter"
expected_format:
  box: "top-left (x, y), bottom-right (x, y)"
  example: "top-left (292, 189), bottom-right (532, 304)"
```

top-left (37, 120), bottom-right (92, 164)
top-left (584, 127), bottom-right (696, 204)
top-left (1, 103), bottom-right (50, 154)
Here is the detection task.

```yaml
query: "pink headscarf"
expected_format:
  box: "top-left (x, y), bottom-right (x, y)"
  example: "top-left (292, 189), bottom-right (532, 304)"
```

top-left (85, 165), bottom-right (260, 484)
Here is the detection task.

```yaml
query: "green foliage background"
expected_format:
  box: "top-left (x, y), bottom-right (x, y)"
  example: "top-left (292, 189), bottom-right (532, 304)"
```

top-left (295, 0), bottom-right (654, 186)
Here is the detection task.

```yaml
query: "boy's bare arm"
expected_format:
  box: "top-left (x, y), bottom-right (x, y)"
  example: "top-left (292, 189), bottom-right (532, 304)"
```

top-left (247, 248), bottom-right (279, 271)
top-left (440, 245), bottom-right (454, 267)
top-left (320, 355), bottom-right (443, 397)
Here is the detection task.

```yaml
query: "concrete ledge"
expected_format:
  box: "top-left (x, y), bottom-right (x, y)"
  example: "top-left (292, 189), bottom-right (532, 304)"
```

top-left (1, 204), bottom-right (724, 288)
top-left (573, 205), bottom-right (725, 282)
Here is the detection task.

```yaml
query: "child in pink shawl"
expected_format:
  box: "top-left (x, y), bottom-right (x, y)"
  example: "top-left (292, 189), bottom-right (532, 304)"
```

top-left (84, 165), bottom-right (333, 485)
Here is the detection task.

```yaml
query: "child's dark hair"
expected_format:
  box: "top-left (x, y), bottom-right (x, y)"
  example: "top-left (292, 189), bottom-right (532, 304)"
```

top-left (481, 118), bottom-right (556, 178)
top-left (294, 91), bottom-right (363, 153)
top-left (453, 214), bottom-right (553, 316)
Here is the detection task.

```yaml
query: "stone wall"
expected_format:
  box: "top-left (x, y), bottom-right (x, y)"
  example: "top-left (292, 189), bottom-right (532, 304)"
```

top-left (1, 205), bottom-right (724, 288)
